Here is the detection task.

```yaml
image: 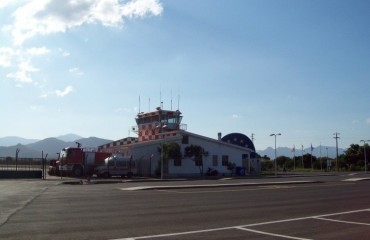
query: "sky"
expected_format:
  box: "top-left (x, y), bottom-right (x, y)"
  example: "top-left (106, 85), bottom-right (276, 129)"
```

top-left (1, 0), bottom-right (370, 150)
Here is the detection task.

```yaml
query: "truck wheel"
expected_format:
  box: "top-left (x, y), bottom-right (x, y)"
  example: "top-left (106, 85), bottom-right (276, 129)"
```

top-left (72, 165), bottom-right (83, 177)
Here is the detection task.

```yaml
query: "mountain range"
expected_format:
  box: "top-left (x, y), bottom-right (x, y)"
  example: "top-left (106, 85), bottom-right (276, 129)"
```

top-left (0, 134), bottom-right (345, 160)
top-left (0, 134), bottom-right (113, 159)
top-left (257, 146), bottom-right (344, 160)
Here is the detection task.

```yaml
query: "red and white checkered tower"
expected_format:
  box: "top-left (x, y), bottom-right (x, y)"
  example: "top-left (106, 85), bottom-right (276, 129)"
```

top-left (134, 107), bottom-right (184, 142)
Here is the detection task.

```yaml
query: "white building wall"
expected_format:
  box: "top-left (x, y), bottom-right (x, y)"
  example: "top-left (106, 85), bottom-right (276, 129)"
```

top-left (117, 132), bottom-right (258, 177)
top-left (168, 134), bottom-right (253, 177)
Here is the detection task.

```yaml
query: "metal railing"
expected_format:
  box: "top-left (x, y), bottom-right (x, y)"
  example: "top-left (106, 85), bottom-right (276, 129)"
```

top-left (0, 157), bottom-right (43, 171)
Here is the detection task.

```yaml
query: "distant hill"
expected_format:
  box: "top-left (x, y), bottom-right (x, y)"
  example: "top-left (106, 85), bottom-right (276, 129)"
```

top-left (75, 137), bottom-right (113, 149)
top-left (0, 136), bottom-right (39, 147)
top-left (0, 144), bottom-right (40, 158)
top-left (56, 133), bottom-right (83, 142)
top-left (26, 138), bottom-right (75, 158)
top-left (0, 136), bottom-right (113, 158)
top-left (257, 146), bottom-right (344, 159)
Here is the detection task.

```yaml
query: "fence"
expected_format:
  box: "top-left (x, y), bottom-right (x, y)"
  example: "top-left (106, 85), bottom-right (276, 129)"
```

top-left (0, 157), bottom-right (46, 179)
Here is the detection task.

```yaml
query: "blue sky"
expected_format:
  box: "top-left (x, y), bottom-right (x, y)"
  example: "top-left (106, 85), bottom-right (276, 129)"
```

top-left (1, 0), bottom-right (370, 150)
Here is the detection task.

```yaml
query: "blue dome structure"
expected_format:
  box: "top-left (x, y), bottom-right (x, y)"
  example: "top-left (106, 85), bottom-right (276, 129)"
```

top-left (221, 133), bottom-right (256, 158)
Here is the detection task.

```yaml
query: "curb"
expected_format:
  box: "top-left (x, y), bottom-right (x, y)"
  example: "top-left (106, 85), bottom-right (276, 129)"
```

top-left (119, 180), bottom-right (322, 191)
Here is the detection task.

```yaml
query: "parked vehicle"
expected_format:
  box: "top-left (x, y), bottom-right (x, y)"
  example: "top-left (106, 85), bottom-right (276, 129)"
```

top-left (49, 146), bottom-right (111, 177)
top-left (95, 155), bottom-right (136, 178)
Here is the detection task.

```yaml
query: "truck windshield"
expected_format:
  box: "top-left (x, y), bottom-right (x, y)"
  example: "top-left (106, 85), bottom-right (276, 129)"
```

top-left (60, 149), bottom-right (67, 159)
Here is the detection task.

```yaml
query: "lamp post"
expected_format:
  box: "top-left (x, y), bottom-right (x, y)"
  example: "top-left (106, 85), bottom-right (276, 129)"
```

top-left (270, 133), bottom-right (281, 176)
top-left (326, 147), bottom-right (329, 171)
top-left (360, 140), bottom-right (370, 175)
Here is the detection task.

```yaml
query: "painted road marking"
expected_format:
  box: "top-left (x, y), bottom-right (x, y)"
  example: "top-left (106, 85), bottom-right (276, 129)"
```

top-left (342, 177), bottom-right (370, 181)
top-left (236, 227), bottom-right (312, 240)
top-left (314, 217), bottom-right (370, 226)
top-left (112, 208), bottom-right (370, 240)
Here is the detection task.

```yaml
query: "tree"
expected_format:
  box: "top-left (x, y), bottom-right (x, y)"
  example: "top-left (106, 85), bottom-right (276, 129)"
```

top-left (156, 142), bottom-right (182, 177)
top-left (276, 156), bottom-right (292, 170)
top-left (343, 144), bottom-right (362, 170)
top-left (261, 159), bottom-right (274, 172)
top-left (184, 144), bottom-right (206, 176)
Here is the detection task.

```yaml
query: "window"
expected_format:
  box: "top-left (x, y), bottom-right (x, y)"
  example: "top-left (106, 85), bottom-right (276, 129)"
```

top-left (222, 155), bottom-right (229, 166)
top-left (108, 159), bottom-right (115, 167)
top-left (212, 155), bottom-right (218, 166)
top-left (182, 135), bottom-right (189, 144)
top-left (242, 154), bottom-right (249, 160)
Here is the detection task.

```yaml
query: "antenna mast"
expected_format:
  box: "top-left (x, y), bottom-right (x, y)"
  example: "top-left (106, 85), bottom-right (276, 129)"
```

top-left (177, 89), bottom-right (180, 110)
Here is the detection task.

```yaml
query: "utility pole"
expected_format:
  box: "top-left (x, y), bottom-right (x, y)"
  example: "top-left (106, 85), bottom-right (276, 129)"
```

top-left (360, 140), bottom-right (370, 175)
top-left (333, 132), bottom-right (340, 172)
top-left (251, 133), bottom-right (255, 143)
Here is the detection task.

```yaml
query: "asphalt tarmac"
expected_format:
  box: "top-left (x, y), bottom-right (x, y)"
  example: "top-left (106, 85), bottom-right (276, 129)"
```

top-left (0, 173), bottom-right (369, 240)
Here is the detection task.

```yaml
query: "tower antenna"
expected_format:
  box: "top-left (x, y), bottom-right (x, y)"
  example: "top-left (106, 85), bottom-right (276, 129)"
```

top-left (138, 95), bottom-right (141, 113)
top-left (171, 89), bottom-right (173, 111)
top-left (160, 85), bottom-right (162, 109)
top-left (177, 89), bottom-right (180, 110)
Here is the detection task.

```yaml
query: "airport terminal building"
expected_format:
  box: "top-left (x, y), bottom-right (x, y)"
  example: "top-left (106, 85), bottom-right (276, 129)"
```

top-left (98, 107), bottom-right (260, 177)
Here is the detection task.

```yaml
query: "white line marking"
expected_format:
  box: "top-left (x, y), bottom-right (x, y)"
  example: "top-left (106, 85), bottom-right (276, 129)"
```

top-left (314, 217), bottom-right (370, 226)
top-left (342, 178), bottom-right (370, 181)
top-left (236, 227), bottom-right (313, 240)
top-left (112, 208), bottom-right (370, 240)
top-left (242, 208), bottom-right (370, 227)
top-left (112, 226), bottom-right (234, 239)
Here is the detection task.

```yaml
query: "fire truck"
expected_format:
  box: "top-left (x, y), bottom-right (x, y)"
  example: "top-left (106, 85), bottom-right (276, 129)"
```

top-left (49, 145), bottom-right (111, 177)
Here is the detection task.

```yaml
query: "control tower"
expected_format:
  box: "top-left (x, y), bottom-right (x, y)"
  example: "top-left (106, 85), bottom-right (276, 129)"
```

top-left (134, 107), bottom-right (185, 142)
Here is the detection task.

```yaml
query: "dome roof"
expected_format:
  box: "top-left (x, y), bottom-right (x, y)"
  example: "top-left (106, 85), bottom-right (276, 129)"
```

top-left (221, 133), bottom-right (256, 157)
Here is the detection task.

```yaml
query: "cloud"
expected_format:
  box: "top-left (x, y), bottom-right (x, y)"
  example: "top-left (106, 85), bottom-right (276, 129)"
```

top-left (39, 92), bottom-right (49, 98)
top-left (29, 105), bottom-right (43, 111)
top-left (56, 85), bottom-right (74, 97)
top-left (0, 0), bottom-right (15, 9)
top-left (7, 0), bottom-right (163, 45)
top-left (26, 47), bottom-right (50, 56)
top-left (0, 47), bottom-right (17, 67)
top-left (122, 0), bottom-right (163, 18)
top-left (2, 46), bottom-right (51, 86)
top-left (58, 48), bottom-right (70, 57)
top-left (6, 60), bottom-right (39, 84)
top-left (367, 118), bottom-right (370, 125)
top-left (232, 114), bottom-right (242, 119)
top-left (69, 67), bottom-right (84, 76)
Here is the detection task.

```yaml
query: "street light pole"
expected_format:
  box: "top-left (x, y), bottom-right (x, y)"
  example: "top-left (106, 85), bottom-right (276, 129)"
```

top-left (333, 132), bottom-right (340, 172)
top-left (270, 133), bottom-right (281, 177)
top-left (360, 140), bottom-right (370, 175)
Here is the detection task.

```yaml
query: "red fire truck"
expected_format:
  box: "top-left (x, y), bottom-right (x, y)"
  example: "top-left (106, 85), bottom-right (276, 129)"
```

top-left (49, 146), bottom-right (111, 177)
